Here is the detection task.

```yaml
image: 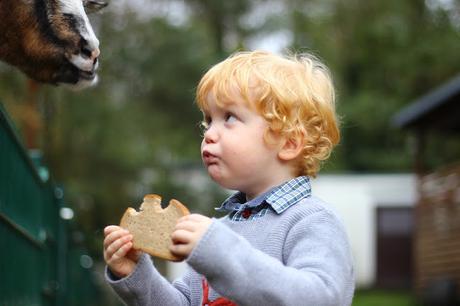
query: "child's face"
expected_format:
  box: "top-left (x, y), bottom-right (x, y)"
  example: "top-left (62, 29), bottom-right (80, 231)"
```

top-left (200, 92), bottom-right (286, 199)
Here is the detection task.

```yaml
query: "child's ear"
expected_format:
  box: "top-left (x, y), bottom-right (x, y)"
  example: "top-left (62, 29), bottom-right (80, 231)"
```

top-left (278, 133), bottom-right (304, 161)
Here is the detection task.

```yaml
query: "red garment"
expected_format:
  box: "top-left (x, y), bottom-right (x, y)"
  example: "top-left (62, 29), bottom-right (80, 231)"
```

top-left (202, 279), bottom-right (237, 306)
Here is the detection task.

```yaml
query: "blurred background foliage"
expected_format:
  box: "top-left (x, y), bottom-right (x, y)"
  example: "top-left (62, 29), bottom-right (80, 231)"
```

top-left (1, 0), bottom-right (460, 262)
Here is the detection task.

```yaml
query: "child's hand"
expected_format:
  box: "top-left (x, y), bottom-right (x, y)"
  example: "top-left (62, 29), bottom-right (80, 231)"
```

top-left (170, 214), bottom-right (212, 259)
top-left (103, 225), bottom-right (142, 278)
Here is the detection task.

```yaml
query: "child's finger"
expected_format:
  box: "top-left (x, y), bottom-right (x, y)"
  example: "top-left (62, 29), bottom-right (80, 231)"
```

top-left (104, 228), bottom-right (129, 249)
top-left (178, 214), bottom-right (206, 223)
top-left (106, 234), bottom-right (133, 259)
top-left (174, 220), bottom-right (198, 232)
top-left (104, 225), bottom-right (121, 236)
top-left (111, 242), bottom-right (133, 261)
top-left (171, 229), bottom-right (193, 244)
top-left (169, 243), bottom-right (192, 258)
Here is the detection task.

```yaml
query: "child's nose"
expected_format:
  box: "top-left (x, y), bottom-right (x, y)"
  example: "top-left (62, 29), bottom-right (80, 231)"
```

top-left (204, 125), bottom-right (218, 143)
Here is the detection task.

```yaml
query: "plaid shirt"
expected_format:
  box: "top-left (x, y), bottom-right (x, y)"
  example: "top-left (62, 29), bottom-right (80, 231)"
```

top-left (216, 176), bottom-right (312, 221)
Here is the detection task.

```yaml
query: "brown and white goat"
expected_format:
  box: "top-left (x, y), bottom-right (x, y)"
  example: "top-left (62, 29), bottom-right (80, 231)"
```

top-left (0, 0), bottom-right (107, 89)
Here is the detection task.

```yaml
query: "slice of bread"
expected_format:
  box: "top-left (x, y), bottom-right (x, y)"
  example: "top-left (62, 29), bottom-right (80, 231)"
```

top-left (120, 194), bottom-right (190, 261)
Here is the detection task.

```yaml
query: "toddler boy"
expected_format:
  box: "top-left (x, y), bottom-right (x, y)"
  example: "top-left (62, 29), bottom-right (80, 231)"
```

top-left (103, 50), bottom-right (354, 306)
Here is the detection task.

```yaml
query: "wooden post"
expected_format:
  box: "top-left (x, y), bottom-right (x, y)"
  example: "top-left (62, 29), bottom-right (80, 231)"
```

top-left (412, 128), bottom-right (425, 296)
top-left (414, 128), bottom-right (425, 177)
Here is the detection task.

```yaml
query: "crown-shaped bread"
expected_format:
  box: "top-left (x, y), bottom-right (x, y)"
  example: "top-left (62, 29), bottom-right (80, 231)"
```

top-left (120, 194), bottom-right (190, 261)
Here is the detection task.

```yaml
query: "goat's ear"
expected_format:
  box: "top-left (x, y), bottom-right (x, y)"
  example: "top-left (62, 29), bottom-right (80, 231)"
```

top-left (83, 0), bottom-right (108, 14)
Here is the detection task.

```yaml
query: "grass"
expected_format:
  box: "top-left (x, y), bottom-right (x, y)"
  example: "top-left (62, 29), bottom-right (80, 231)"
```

top-left (352, 289), bottom-right (419, 306)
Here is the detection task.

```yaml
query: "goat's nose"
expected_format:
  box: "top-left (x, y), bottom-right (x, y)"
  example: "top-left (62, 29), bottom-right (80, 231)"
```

top-left (91, 48), bottom-right (100, 60)
top-left (81, 45), bottom-right (100, 60)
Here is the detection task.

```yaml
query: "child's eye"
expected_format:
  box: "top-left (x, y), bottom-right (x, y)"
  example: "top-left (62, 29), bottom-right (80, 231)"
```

top-left (225, 113), bottom-right (237, 124)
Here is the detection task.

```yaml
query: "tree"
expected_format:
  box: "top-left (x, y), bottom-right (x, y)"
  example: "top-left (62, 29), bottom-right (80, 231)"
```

top-left (2, 0), bottom-right (460, 259)
top-left (280, 0), bottom-right (460, 171)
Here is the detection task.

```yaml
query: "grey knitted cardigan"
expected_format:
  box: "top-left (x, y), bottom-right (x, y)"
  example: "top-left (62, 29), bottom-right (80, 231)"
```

top-left (106, 196), bottom-right (355, 306)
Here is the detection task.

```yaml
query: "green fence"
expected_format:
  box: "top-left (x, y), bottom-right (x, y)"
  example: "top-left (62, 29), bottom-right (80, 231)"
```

top-left (0, 103), bottom-right (99, 305)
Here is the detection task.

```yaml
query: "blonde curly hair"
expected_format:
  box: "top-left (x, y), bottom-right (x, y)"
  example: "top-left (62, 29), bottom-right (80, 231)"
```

top-left (196, 50), bottom-right (340, 177)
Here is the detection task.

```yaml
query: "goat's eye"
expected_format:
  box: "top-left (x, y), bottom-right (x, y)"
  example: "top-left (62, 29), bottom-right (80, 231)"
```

top-left (83, 0), bottom-right (108, 14)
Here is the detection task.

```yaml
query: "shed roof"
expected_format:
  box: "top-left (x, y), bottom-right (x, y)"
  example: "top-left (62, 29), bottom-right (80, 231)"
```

top-left (392, 74), bottom-right (460, 132)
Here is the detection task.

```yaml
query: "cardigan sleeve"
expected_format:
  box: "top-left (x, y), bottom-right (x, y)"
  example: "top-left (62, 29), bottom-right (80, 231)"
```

top-left (105, 253), bottom-right (191, 305)
top-left (186, 212), bottom-right (354, 306)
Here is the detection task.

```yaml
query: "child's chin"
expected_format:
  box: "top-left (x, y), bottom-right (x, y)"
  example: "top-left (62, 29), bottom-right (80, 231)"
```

top-left (207, 169), bottom-right (222, 182)
top-left (207, 170), bottom-right (229, 187)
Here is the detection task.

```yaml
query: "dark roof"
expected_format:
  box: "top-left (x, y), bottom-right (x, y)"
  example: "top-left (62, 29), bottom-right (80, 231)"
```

top-left (392, 74), bottom-right (460, 132)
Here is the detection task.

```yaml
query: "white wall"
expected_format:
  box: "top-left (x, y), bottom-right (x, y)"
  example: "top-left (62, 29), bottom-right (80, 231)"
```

top-left (311, 174), bottom-right (417, 288)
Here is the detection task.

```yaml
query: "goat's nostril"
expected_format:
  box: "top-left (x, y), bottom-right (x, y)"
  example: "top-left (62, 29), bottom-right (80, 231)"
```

top-left (93, 57), bottom-right (98, 65)
top-left (81, 47), bottom-right (92, 58)
top-left (82, 46), bottom-right (100, 59)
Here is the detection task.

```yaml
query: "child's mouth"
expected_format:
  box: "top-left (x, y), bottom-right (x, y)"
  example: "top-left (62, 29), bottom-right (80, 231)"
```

top-left (202, 151), bottom-right (218, 165)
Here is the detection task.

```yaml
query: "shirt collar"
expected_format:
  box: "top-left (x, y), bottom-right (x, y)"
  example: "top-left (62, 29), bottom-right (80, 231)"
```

top-left (216, 176), bottom-right (312, 214)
